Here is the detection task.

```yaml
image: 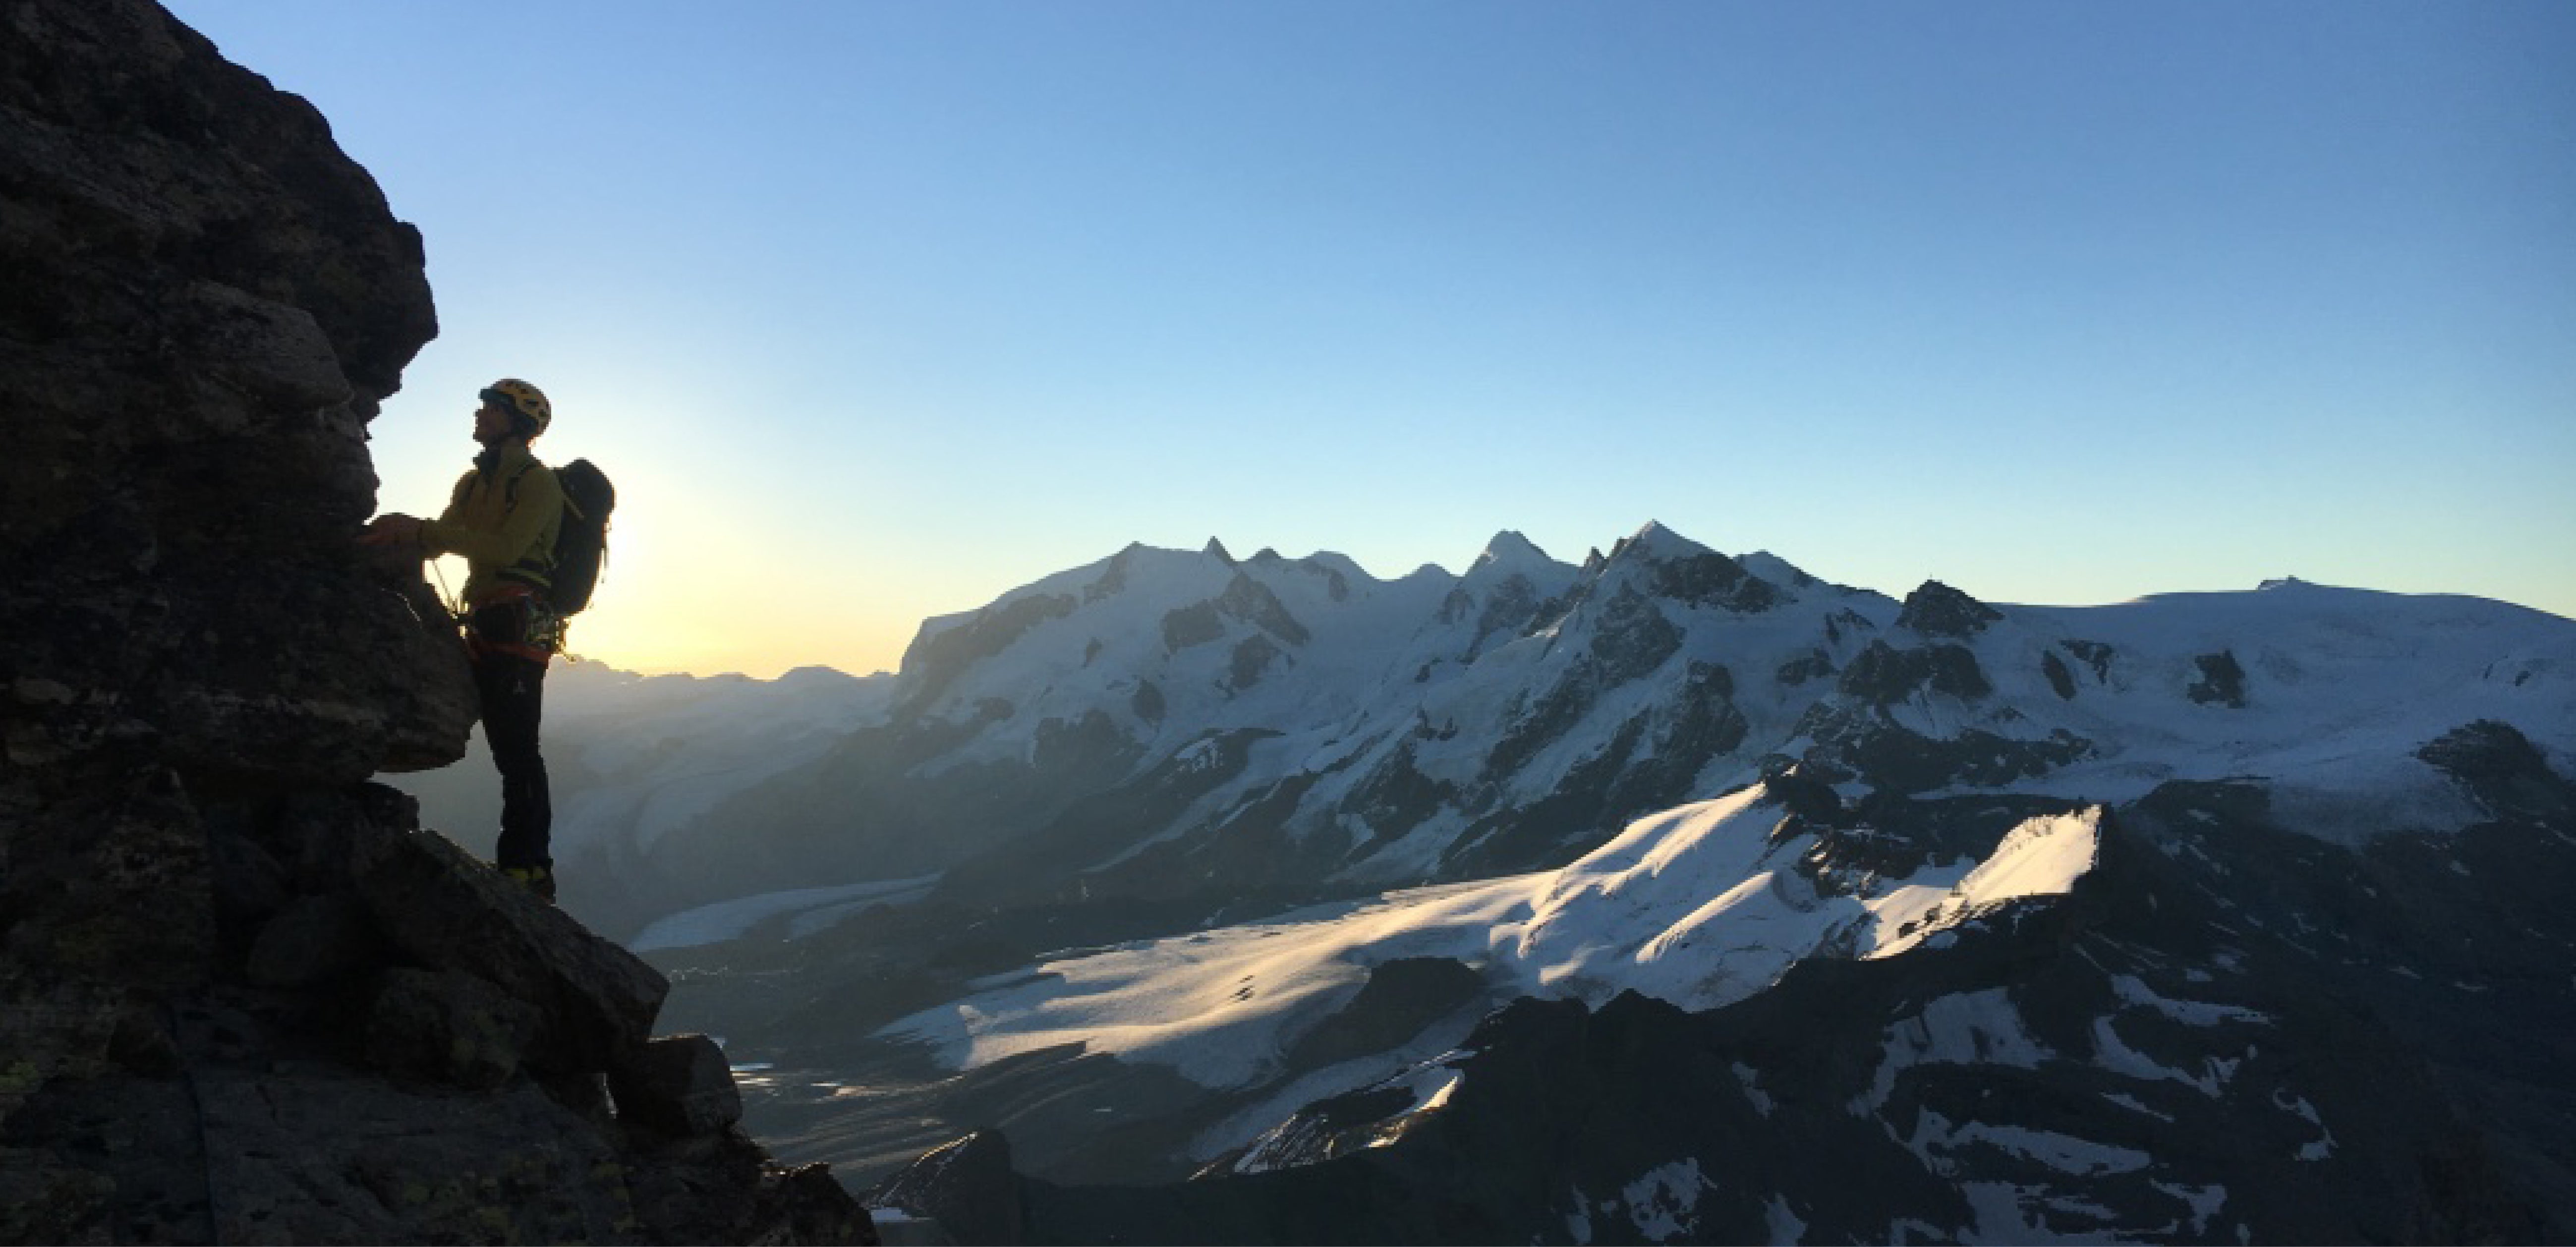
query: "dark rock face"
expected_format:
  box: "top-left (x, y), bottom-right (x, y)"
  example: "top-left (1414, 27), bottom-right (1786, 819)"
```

top-left (1646, 548), bottom-right (1780, 614)
top-left (903, 594), bottom-right (1078, 710)
top-left (0, 3), bottom-right (871, 1241)
top-left (866, 1130), bottom-right (1027, 1247)
top-left (1838, 639), bottom-right (1994, 704)
top-left (611, 1034), bottom-right (746, 1137)
top-left (1897, 579), bottom-right (2004, 638)
top-left (2060, 638), bottom-right (2116, 681)
top-left (2042, 648), bottom-right (2079, 699)
top-left (2189, 649), bottom-right (2249, 707)
top-left (1160, 600), bottom-right (1227, 652)
top-left (0, 0), bottom-right (472, 786)
top-left (1217, 571), bottom-right (1311, 646)
top-left (352, 822), bottom-right (671, 1071)
top-left (2420, 719), bottom-right (2573, 823)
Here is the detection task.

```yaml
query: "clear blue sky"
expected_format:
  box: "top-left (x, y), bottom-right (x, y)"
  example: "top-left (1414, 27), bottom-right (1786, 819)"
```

top-left (167, 1), bottom-right (2575, 677)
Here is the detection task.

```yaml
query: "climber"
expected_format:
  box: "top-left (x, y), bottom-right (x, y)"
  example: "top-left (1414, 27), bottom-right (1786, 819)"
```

top-left (361, 379), bottom-right (565, 902)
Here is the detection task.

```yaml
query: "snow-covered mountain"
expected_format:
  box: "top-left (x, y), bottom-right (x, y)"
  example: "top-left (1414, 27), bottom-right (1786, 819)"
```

top-left (613, 522), bottom-right (2563, 931)
top-left (516, 522), bottom-right (2571, 1241)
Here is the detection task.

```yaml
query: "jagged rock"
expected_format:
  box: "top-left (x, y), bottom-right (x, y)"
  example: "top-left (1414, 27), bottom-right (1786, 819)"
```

top-left (1587, 585), bottom-right (1683, 683)
top-left (0, 0), bottom-right (472, 787)
top-left (1647, 547), bottom-right (1780, 614)
top-left (1897, 579), bottom-right (2004, 638)
top-left (610, 1033), bottom-right (744, 1136)
top-left (758, 1163), bottom-right (884, 1246)
top-left (366, 966), bottom-right (542, 1090)
top-left (1129, 678), bottom-right (1166, 724)
top-left (1160, 600), bottom-right (1227, 651)
top-left (2060, 638), bottom-right (2117, 681)
top-left (0, 1), bottom-right (871, 1240)
top-left (245, 891), bottom-right (378, 987)
top-left (2188, 649), bottom-right (2249, 707)
top-left (1776, 649), bottom-right (1836, 686)
top-left (2419, 719), bottom-right (2573, 823)
top-left (1217, 571), bottom-right (1310, 645)
top-left (350, 822), bottom-right (669, 1072)
top-left (867, 1130), bottom-right (1026, 1247)
top-left (1228, 634), bottom-right (1282, 690)
top-left (901, 594), bottom-right (1078, 712)
top-left (0, 1146), bottom-right (117, 1247)
top-left (1837, 639), bottom-right (1993, 704)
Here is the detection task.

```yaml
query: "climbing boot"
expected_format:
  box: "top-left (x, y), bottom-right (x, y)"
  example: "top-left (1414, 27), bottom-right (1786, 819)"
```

top-left (503, 864), bottom-right (557, 904)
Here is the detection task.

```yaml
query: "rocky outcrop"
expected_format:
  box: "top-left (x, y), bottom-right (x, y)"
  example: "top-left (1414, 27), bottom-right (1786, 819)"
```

top-left (865, 1131), bottom-right (1027, 1247)
top-left (2188, 648), bottom-right (2250, 707)
top-left (1895, 579), bottom-right (2004, 638)
top-left (0, 1), bottom-right (869, 1241)
top-left (0, 0), bottom-right (470, 785)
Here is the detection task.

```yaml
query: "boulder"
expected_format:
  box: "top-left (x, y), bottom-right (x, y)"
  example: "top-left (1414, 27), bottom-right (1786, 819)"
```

top-left (350, 823), bottom-right (669, 1071)
top-left (365, 966), bottom-right (543, 1090)
top-left (609, 1033), bottom-right (744, 1136)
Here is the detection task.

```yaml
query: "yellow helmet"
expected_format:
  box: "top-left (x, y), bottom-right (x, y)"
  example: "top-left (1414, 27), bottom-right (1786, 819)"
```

top-left (480, 378), bottom-right (552, 438)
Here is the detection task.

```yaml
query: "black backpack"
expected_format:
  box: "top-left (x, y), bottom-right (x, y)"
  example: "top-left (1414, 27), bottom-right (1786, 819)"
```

top-left (549, 458), bottom-right (615, 615)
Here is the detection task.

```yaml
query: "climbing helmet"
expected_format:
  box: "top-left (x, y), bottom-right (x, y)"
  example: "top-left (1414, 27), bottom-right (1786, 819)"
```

top-left (481, 378), bottom-right (552, 438)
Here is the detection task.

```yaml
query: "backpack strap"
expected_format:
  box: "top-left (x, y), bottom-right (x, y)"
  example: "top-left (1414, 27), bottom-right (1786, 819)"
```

top-left (495, 461), bottom-right (556, 594)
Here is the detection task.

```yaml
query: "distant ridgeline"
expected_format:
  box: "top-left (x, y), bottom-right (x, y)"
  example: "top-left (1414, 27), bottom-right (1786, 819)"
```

top-left (0, 3), bottom-right (869, 1241)
top-left (506, 518), bottom-right (2575, 1241)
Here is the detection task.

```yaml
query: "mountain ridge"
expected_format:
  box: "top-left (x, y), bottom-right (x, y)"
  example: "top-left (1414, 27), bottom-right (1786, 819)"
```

top-left (513, 523), bottom-right (2576, 1240)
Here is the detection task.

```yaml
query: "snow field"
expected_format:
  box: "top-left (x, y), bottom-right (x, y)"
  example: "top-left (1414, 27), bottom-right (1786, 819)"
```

top-left (879, 792), bottom-right (2110, 1107)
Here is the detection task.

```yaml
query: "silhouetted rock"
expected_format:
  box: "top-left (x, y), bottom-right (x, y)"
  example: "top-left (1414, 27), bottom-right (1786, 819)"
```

top-left (366, 966), bottom-right (543, 1090)
top-left (611, 1033), bottom-right (745, 1137)
top-left (868, 1130), bottom-right (1027, 1246)
top-left (351, 820), bottom-right (668, 1071)
top-left (0, 1), bottom-right (872, 1240)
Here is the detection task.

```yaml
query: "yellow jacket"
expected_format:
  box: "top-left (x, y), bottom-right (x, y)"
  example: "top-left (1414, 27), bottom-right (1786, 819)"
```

top-left (420, 441), bottom-right (562, 604)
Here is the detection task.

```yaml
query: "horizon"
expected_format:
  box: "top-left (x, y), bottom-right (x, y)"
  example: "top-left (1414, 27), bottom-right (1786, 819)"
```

top-left (567, 520), bottom-right (2576, 683)
top-left (165, 1), bottom-right (2576, 678)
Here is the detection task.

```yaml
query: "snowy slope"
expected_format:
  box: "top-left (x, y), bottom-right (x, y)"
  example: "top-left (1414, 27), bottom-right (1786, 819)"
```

top-left (847, 523), bottom-right (2570, 913)
top-left (876, 788), bottom-right (2102, 1151)
top-left (635, 524), bottom-right (2575, 1240)
top-left (583, 522), bottom-right (2576, 943)
top-left (556, 523), bottom-right (2576, 1247)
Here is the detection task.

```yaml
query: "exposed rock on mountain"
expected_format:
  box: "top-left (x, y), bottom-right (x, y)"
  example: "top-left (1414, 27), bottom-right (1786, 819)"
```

top-left (0, 2), bottom-right (869, 1241)
top-left (1897, 578), bottom-right (2004, 638)
top-left (614, 532), bottom-right (2571, 1242)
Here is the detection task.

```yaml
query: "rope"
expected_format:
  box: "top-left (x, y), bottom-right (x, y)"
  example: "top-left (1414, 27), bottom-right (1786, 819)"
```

top-left (430, 556), bottom-right (463, 623)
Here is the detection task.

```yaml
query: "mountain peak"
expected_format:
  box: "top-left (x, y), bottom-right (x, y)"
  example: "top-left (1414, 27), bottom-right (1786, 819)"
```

top-left (1897, 579), bottom-right (2004, 638)
top-left (1203, 537), bottom-right (1237, 566)
top-left (1606, 520), bottom-right (1720, 567)
top-left (1470, 530), bottom-right (1555, 576)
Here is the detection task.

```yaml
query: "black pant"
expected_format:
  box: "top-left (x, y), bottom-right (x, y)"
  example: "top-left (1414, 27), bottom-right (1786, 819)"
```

top-left (473, 650), bottom-right (552, 872)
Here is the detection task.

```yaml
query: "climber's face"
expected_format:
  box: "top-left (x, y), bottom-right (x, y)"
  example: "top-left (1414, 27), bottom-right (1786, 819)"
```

top-left (473, 397), bottom-right (513, 445)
